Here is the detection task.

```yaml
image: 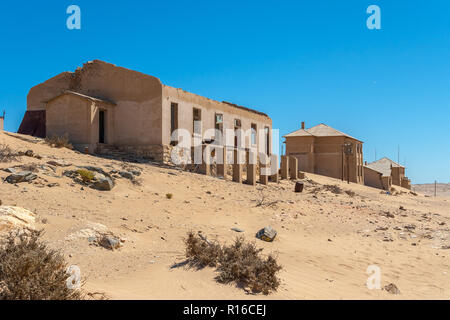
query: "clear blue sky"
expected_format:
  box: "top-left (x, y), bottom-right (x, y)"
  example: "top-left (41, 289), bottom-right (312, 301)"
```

top-left (1, 0), bottom-right (449, 183)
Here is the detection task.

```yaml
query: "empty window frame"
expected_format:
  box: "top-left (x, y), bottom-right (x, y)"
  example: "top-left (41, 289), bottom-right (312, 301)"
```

top-left (170, 103), bottom-right (178, 143)
top-left (193, 108), bottom-right (202, 135)
top-left (251, 123), bottom-right (257, 146)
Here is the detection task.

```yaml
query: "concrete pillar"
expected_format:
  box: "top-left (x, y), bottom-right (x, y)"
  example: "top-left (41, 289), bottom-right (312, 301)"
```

top-left (246, 150), bottom-right (257, 186)
top-left (199, 144), bottom-right (211, 176)
top-left (281, 156), bottom-right (289, 180)
top-left (269, 154), bottom-right (279, 183)
top-left (289, 156), bottom-right (298, 180)
top-left (216, 146), bottom-right (227, 179)
top-left (232, 148), bottom-right (243, 183)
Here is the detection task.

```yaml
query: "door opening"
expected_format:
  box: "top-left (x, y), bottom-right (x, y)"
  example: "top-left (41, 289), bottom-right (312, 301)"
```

top-left (99, 110), bottom-right (105, 144)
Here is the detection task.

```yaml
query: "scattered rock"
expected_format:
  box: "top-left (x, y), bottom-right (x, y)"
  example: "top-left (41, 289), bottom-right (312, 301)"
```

top-left (0, 206), bottom-right (36, 232)
top-left (119, 171), bottom-right (134, 180)
top-left (2, 168), bottom-right (16, 174)
top-left (98, 235), bottom-right (121, 250)
top-left (24, 150), bottom-right (34, 157)
top-left (384, 283), bottom-right (401, 295)
top-left (399, 206), bottom-right (406, 211)
top-left (5, 171), bottom-right (37, 184)
top-left (231, 227), bottom-right (244, 233)
top-left (92, 177), bottom-right (114, 191)
top-left (47, 160), bottom-right (71, 167)
top-left (256, 226), bottom-right (277, 242)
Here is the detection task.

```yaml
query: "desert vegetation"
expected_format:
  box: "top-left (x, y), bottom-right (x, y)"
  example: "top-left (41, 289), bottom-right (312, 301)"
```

top-left (184, 232), bottom-right (282, 295)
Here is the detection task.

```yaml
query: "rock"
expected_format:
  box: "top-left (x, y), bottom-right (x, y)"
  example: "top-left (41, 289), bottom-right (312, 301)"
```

top-left (98, 235), bottom-right (121, 250)
top-left (256, 226), bottom-right (277, 242)
top-left (24, 150), bottom-right (34, 157)
top-left (399, 206), bottom-right (406, 211)
top-left (119, 171), bottom-right (134, 180)
top-left (6, 171), bottom-right (37, 184)
top-left (0, 206), bottom-right (36, 232)
top-left (2, 168), bottom-right (16, 174)
top-left (295, 182), bottom-right (304, 193)
top-left (384, 283), bottom-right (401, 295)
top-left (92, 177), bottom-right (114, 191)
top-left (131, 170), bottom-right (141, 176)
top-left (231, 227), bottom-right (244, 233)
top-left (47, 160), bottom-right (71, 167)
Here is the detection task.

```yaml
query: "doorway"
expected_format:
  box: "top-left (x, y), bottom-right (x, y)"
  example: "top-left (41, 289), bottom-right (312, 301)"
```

top-left (99, 110), bottom-right (105, 144)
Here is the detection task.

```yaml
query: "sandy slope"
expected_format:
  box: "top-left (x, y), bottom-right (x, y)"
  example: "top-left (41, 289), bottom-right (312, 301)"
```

top-left (1, 131), bottom-right (449, 300)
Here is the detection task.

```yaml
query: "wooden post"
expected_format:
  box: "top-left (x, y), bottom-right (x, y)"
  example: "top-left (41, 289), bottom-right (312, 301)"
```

top-left (199, 144), bottom-right (211, 176)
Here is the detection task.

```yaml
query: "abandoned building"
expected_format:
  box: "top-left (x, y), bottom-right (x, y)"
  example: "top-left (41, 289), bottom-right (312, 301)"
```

top-left (364, 157), bottom-right (411, 190)
top-left (283, 123), bottom-right (364, 184)
top-left (18, 60), bottom-right (273, 164)
top-left (363, 164), bottom-right (392, 190)
top-left (0, 111), bottom-right (4, 131)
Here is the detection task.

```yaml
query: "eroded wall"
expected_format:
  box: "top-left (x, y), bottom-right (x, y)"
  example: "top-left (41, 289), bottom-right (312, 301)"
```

top-left (162, 86), bottom-right (272, 156)
top-left (27, 60), bottom-right (163, 146)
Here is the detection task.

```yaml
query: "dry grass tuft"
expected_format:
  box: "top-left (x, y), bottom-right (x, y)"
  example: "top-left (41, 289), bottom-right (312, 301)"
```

top-left (324, 184), bottom-right (343, 194)
top-left (0, 144), bottom-right (19, 163)
top-left (45, 134), bottom-right (73, 149)
top-left (184, 232), bottom-right (282, 295)
top-left (0, 230), bottom-right (83, 300)
top-left (77, 169), bottom-right (95, 182)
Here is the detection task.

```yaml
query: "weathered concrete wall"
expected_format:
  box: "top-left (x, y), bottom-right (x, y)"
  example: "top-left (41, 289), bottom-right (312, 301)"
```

top-left (28, 60), bottom-right (164, 146)
top-left (364, 166), bottom-right (384, 189)
top-left (162, 86), bottom-right (272, 156)
top-left (46, 94), bottom-right (91, 144)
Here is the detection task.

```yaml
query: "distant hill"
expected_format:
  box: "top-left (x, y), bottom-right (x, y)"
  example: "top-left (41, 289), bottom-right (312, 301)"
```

top-left (413, 183), bottom-right (450, 197)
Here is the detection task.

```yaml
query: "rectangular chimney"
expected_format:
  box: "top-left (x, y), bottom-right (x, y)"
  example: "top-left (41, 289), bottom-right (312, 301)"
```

top-left (301, 122), bottom-right (305, 130)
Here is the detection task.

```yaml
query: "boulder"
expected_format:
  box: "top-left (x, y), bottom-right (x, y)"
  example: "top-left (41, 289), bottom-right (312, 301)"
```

top-left (93, 176), bottom-right (114, 191)
top-left (0, 206), bottom-right (36, 232)
top-left (6, 171), bottom-right (37, 184)
top-left (2, 168), bottom-right (16, 174)
top-left (256, 226), bottom-right (277, 242)
top-left (119, 171), bottom-right (134, 180)
top-left (99, 235), bottom-right (121, 250)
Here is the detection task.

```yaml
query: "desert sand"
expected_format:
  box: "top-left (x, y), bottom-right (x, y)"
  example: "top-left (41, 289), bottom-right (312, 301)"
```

top-left (1, 131), bottom-right (449, 300)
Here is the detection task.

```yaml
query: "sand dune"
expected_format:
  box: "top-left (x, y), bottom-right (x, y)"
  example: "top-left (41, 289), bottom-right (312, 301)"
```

top-left (1, 131), bottom-right (449, 300)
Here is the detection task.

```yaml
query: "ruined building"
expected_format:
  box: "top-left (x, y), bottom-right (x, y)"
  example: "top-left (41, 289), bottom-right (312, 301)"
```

top-left (283, 123), bottom-right (364, 184)
top-left (364, 157), bottom-right (411, 190)
top-left (18, 60), bottom-right (272, 164)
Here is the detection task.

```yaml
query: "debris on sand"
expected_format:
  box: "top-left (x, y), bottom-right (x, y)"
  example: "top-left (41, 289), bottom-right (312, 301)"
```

top-left (231, 227), bottom-right (244, 233)
top-left (384, 283), bottom-right (401, 295)
top-left (256, 226), bottom-right (277, 242)
top-left (295, 182), bottom-right (304, 193)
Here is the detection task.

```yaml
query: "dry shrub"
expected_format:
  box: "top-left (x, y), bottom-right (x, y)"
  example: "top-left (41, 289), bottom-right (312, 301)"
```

top-left (324, 184), bottom-right (343, 194)
top-left (0, 144), bottom-right (19, 163)
top-left (0, 230), bottom-right (83, 300)
top-left (185, 232), bottom-right (221, 268)
top-left (345, 190), bottom-right (356, 197)
top-left (77, 169), bottom-right (95, 182)
top-left (45, 134), bottom-right (73, 149)
top-left (184, 232), bottom-right (282, 295)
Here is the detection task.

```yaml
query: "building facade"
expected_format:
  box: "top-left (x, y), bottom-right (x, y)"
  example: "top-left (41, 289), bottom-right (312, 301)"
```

top-left (365, 157), bottom-right (411, 190)
top-left (19, 60), bottom-right (273, 164)
top-left (284, 123), bottom-right (364, 184)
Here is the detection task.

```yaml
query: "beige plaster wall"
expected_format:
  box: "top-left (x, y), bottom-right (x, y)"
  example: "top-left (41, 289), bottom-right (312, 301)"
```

top-left (28, 60), bottom-right (164, 146)
top-left (162, 86), bottom-right (272, 155)
top-left (364, 167), bottom-right (384, 189)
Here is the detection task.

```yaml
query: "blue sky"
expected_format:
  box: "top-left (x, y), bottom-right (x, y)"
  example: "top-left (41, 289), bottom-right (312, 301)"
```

top-left (1, 0), bottom-right (449, 183)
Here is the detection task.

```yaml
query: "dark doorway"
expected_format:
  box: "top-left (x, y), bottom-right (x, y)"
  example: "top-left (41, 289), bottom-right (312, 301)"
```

top-left (99, 110), bottom-right (105, 144)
